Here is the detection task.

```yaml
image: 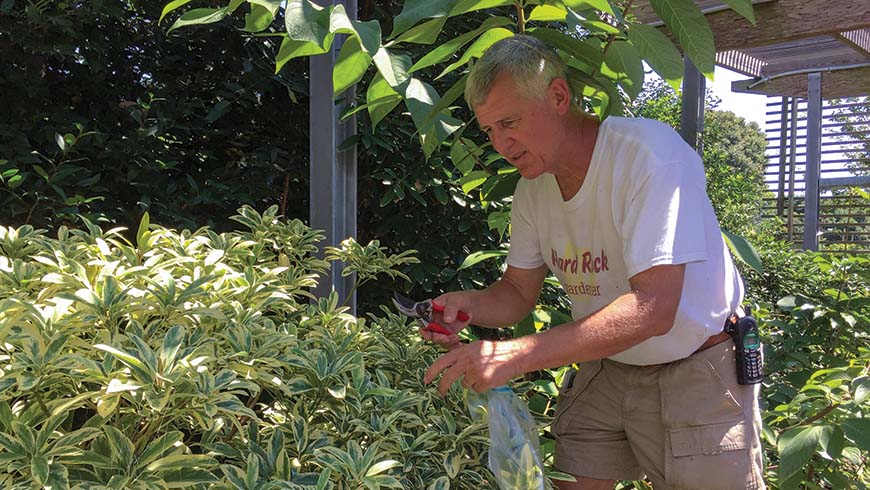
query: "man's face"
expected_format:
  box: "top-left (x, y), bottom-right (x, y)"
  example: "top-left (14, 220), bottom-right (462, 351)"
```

top-left (474, 73), bottom-right (559, 179)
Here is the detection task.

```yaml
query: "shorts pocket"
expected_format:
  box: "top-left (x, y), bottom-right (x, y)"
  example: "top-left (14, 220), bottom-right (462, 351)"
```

top-left (551, 361), bottom-right (602, 438)
top-left (660, 352), bottom-right (754, 488)
top-left (666, 420), bottom-right (751, 489)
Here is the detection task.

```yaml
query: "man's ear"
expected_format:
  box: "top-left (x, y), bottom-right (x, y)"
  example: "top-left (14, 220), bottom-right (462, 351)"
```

top-left (548, 77), bottom-right (572, 114)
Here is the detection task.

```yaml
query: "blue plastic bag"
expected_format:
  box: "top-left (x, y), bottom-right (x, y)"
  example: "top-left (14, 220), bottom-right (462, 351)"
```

top-left (468, 386), bottom-right (546, 490)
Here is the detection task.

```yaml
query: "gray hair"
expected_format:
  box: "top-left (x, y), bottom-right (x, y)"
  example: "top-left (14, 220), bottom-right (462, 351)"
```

top-left (464, 34), bottom-right (569, 110)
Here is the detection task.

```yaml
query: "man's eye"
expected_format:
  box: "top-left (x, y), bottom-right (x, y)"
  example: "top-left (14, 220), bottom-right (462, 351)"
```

top-left (501, 119), bottom-right (517, 129)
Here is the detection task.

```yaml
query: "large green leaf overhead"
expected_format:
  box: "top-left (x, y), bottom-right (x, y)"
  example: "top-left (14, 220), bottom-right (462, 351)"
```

top-left (650, 0), bottom-right (716, 78)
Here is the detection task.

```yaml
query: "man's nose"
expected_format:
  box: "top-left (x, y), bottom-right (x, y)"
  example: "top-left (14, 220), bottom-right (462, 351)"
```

top-left (490, 130), bottom-right (513, 156)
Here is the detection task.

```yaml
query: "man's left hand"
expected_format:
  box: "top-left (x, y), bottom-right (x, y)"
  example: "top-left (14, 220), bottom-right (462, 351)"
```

top-left (423, 339), bottom-right (522, 395)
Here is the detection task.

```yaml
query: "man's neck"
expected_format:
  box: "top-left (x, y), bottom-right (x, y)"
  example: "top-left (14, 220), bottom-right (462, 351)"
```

top-left (555, 113), bottom-right (599, 201)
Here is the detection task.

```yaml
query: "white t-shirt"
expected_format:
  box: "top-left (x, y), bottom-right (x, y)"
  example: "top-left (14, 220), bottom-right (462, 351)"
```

top-left (507, 117), bottom-right (744, 365)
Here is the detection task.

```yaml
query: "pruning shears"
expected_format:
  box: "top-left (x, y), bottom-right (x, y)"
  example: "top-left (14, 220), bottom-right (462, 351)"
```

top-left (392, 292), bottom-right (470, 336)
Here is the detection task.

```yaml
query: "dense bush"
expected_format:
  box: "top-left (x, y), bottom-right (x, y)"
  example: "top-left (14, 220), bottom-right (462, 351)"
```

top-left (748, 249), bottom-right (870, 488)
top-left (0, 206), bottom-right (553, 489)
top-left (0, 0), bottom-right (308, 231)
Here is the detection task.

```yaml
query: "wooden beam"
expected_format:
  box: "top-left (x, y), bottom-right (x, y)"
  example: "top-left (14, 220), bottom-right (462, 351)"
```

top-left (731, 67), bottom-right (870, 98)
top-left (708, 0), bottom-right (870, 52)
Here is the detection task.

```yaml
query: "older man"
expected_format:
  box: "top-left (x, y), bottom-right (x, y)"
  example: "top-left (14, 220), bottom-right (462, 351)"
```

top-left (422, 35), bottom-right (765, 489)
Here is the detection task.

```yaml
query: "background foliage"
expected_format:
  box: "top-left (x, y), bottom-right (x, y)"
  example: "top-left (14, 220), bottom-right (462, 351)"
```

top-left (2, 0), bottom-right (869, 488)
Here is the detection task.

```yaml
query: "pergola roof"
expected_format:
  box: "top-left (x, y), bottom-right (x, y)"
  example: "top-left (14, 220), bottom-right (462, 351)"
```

top-left (632, 0), bottom-right (870, 98)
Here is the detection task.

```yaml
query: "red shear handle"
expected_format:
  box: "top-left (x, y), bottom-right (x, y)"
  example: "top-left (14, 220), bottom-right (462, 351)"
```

top-left (424, 322), bottom-right (453, 336)
top-left (430, 302), bottom-right (470, 322)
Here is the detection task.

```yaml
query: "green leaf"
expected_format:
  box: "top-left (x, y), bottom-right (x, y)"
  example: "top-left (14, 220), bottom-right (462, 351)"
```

top-left (438, 27), bottom-right (514, 79)
top-left (146, 454), bottom-right (215, 472)
top-left (722, 230), bottom-right (763, 274)
top-left (720, 0), bottom-right (756, 24)
top-left (390, 0), bottom-right (456, 38)
top-left (565, 6), bottom-right (620, 34)
top-left (103, 427), bottom-right (135, 464)
top-left (852, 375), bottom-right (870, 404)
top-left (403, 78), bottom-right (462, 157)
top-left (818, 425), bottom-right (844, 460)
top-left (627, 24), bottom-right (683, 92)
top-left (778, 425), bottom-right (823, 481)
top-left (244, 4), bottom-right (274, 33)
top-left (317, 469), bottom-right (331, 490)
top-left (365, 73), bottom-right (403, 130)
top-left (159, 0), bottom-right (192, 23)
top-left (47, 428), bottom-right (102, 457)
top-left (515, 312), bottom-right (536, 337)
top-left (136, 212), bottom-right (150, 249)
top-left (167, 7), bottom-right (227, 34)
top-left (94, 344), bottom-right (153, 383)
top-left (329, 5), bottom-right (381, 55)
top-left (106, 379), bottom-right (143, 394)
top-left (136, 431), bottom-right (184, 469)
top-left (32, 453), bottom-right (49, 485)
top-left (410, 16), bottom-right (512, 73)
top-left (275, 38), bottom-right (327, 73)
top-left (458, 250), bottom-right (507, 270)
top-left (450, 137), bottom-right (482, 174)
top-left (427, 476), bottom-right (450, 490)
top-left (366, 459), bottom-right (401, 476)
top-left (528, 4), bottom-right (566, 22)
top-left (562, 0), bottom-right (614, 16)
top-left (460, 170), bottom-right (489, 194)
top-left (527, 28), bottom-right (601, 70)
top-left (650, 0), bottom-right (715, 78)
top-left (449, 0), bottom-right (512, 16)
top-left (419, 72), bottom-right (467, 130)
top-left (841, 418), bottom-right (870, 450)
top-left (333, 36), bottom-right (373, 96)
top-left (285, 0), bottom-right (331, 45)
top-left (160, 325), bottom-right (185, 368)
top-left (206, 99), bottom-right (231, 123)
top-left (373, 48), bottom-right (412, 90)
top-left (245, 452), bottom-right (259, 489)
top-left (249, 0), bottom-right (282, 15)
top-left (601, 40), bottom-right (644, 100)
top-left (392, 17), bottom-right (447, 45)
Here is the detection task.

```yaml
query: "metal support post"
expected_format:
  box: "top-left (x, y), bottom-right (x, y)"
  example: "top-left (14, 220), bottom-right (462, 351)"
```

top-left (309, 0), bottom-right (358, 313)
top-left (803, 73), bottom-right (822, 251)
top-left (680, 57), bottom-right (706, 154)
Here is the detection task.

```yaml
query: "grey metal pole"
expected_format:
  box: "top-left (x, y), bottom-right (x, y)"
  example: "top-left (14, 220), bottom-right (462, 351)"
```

top-left (309, 0), bottom-right (358, 313)
top-left (680, 57), bottom-right (706, 154)
top-left (803, 73), bottom-right (822, 251)
top-left (776, 96), bottom-right (789, 217)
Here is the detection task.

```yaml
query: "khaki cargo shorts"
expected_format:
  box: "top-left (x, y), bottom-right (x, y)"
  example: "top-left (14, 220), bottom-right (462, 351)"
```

top-left (551, 340), bottom-right (766, 489)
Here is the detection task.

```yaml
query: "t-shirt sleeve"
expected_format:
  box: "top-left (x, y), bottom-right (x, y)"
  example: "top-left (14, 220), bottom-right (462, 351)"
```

top-left (619, 159), bottom-right (709, 277)
top-left (507, 180), bottom-right (546, 269)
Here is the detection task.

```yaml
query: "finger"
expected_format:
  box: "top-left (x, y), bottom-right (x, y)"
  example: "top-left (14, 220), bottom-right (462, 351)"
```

top-left (437, 363), bottom-right (465, 396)
top-left (420, 327), bottom-right (459, 347)
top-left (424, 350), bottom-right (456, 384)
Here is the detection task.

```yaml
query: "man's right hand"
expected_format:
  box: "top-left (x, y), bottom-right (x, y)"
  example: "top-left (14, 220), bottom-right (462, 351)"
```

top-left (420, 292), bottom-right (474, 349)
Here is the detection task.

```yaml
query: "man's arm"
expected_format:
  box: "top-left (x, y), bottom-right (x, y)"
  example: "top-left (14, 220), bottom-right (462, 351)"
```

top-left (424, 263), bottom-right (685, 394)
top-left (439, 264), bottom-right (550, 327)
top-left (420, 264), bottom-right (548, 346)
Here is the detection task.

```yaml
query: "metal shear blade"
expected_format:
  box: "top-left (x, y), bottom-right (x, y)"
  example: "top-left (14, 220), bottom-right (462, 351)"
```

top-left (391, 291), bottom-right (432, 321)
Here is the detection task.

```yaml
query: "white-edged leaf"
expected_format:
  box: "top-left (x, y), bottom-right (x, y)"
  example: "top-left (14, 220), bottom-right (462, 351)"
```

top-left (365, 459), bottom-right (401, 476)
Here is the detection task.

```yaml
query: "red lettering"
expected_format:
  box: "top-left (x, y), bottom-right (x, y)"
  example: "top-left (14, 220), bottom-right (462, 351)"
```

top-left (581, 251), bottom-right (592, 273)
top-left (601, 249), bottom-right (608, 271)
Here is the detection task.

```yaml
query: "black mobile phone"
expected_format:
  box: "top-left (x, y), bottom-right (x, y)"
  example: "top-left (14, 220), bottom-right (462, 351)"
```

top-left (726, 316), bottom-right (764, 385)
